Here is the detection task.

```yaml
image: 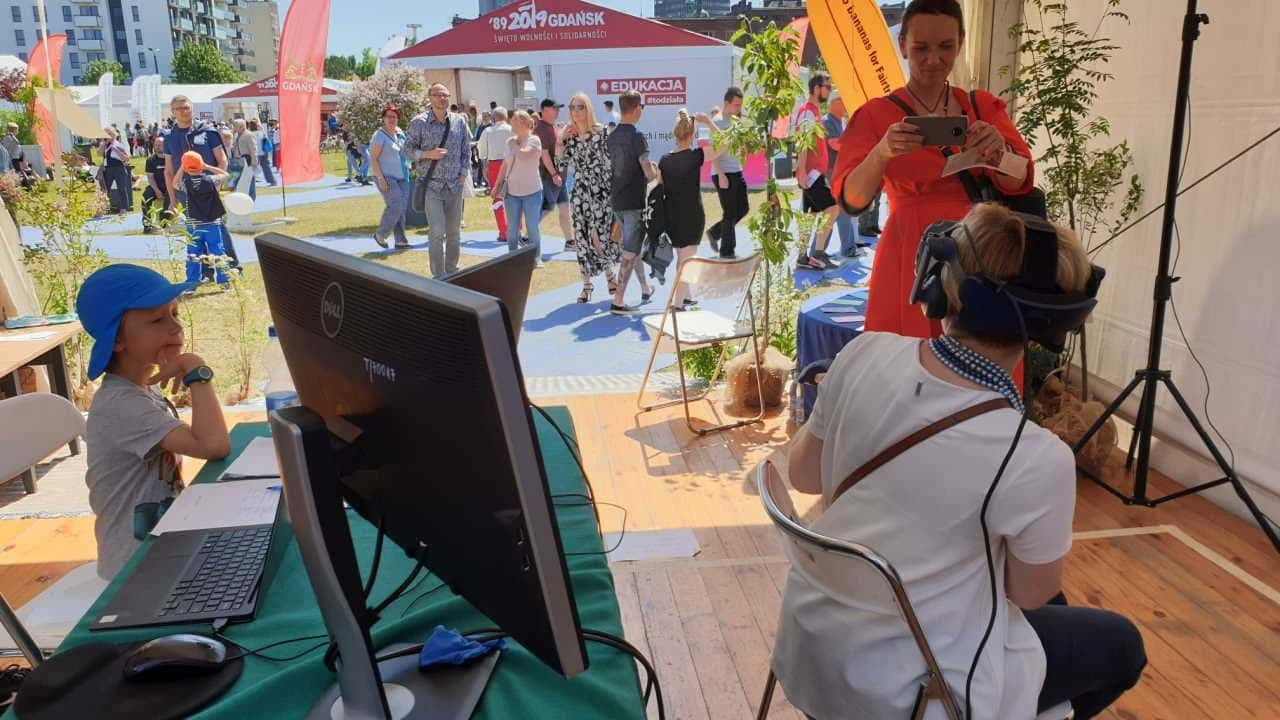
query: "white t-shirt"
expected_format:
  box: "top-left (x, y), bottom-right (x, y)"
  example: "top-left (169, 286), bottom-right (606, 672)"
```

top-left (772, 332), bottom-right (1075, 720)
top-left (477, 122), bottom-right (513, 162)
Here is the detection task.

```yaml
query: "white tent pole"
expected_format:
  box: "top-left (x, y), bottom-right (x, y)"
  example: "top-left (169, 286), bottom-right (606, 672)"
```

top-left (35, 0), bottom-right (63, 185)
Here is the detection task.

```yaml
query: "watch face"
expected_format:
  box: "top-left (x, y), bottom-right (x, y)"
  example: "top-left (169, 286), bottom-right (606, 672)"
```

top-left (198, 366), bottom-right (214, 380)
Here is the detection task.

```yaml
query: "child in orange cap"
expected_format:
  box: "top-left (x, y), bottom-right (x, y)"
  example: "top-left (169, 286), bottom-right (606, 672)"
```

top-left (177, 150), bottom-right (231, 289)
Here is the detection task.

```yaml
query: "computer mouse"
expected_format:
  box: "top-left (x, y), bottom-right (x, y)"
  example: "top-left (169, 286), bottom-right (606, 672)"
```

top-left (122, 633), bottom-right (229, 681)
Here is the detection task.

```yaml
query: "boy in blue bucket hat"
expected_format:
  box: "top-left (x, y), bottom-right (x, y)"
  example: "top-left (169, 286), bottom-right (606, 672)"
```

top-left (77, 264), bottom-right (230, 581)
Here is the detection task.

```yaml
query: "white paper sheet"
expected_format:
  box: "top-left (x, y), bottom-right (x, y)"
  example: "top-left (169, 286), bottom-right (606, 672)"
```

top-left (0, 331), bottom-right (56, 342)
top-left (941, 148), bottom-right (1029, 179)
top-left (149, 479), bottom-right (281, 536)
top-left (604, 529), bottom-right (700, 562)
top-left (218, 436), bottom-right (281, 480)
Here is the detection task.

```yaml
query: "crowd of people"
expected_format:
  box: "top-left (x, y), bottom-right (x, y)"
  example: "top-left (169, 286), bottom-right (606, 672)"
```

top-left (354, 84), bottom-right (782, 314)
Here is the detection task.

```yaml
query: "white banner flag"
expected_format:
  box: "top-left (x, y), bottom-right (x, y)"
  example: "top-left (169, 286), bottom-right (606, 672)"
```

top-left (97, 72), bottom-right (113, 130)
top-left (139, 74), bottom-right (162, 126)
top-left (130, 74), bottom-right (144, 123)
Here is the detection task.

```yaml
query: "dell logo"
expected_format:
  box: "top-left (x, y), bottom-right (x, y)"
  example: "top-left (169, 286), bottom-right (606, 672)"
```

top-left (321, 282), bottom-right (344, 339)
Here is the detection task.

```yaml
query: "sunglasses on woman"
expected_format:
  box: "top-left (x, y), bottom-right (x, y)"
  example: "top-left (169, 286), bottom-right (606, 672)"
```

top-left (569, 104), bottom-right (588, 111)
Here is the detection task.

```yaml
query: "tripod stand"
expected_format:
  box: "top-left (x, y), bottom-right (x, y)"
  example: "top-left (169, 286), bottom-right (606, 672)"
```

top-left (1072, 0), bottom-right (1280, 556)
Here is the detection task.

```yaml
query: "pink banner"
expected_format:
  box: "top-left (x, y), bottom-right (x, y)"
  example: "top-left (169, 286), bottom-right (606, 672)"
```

top-left (25, 34), bottom-right (67, 165)
top-left (277, 0), bottom-right (329, 184)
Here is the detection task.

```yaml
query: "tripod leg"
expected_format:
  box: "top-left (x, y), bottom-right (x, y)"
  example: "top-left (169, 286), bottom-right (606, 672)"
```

top-left (1074, 373), bottom-right (1143, 455)
top-left (1125, 410), bottom-right (1141, 470)
top-left (1159, 377), bottom-right (1280, 555)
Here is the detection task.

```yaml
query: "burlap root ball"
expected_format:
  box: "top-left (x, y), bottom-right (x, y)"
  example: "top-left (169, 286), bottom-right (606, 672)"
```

top-left (724, 346), bottom-right (792, 414)
top-left (1041, 398), bottom-right (1118, 472)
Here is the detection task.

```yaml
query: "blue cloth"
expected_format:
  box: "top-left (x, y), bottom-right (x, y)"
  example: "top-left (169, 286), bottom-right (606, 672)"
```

top-left (506, 189), bottom-right (543, 255)
top-left (370, 127), bottom-right (409, 180)
top-left (796, 289), bottom-right (869, 418)
top-left (185, 222), bottom-right (229, 285)
top-left (163, 121), bottom-right (224, 168)
top-left (417, 626), bottom-right (507, 669)
top-left (75, 264), bottom-right (195, 380)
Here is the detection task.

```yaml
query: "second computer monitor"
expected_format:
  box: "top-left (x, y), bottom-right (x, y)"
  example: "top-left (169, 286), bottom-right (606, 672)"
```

top-left (443, 244), bottom-right (537, 344)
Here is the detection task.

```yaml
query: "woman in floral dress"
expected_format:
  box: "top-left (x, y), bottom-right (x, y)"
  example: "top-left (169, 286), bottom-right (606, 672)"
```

top-left (559, 92), bottom-right (620, 303)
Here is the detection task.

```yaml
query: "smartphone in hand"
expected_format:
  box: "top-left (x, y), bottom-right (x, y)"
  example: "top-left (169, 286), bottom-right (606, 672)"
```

top-left (903, 116), bottom-right (969, 146)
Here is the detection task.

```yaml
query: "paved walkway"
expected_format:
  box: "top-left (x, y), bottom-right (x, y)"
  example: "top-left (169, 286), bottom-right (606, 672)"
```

top-left (515, 245), bottom-right (873, 379)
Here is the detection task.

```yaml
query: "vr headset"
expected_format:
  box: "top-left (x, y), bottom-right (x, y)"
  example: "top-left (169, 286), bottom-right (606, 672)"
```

top-left (907, 213), bottom-right (1105, 352)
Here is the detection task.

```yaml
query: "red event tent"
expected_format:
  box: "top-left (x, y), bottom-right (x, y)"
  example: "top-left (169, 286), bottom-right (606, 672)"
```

top-left (388, 0), bottom-right (743, 167)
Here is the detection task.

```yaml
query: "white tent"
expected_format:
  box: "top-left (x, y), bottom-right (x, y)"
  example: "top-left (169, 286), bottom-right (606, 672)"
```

top-left (68, 83), bottom-right (244, 129)
top-left (387, 0), bottom-right (740, 160)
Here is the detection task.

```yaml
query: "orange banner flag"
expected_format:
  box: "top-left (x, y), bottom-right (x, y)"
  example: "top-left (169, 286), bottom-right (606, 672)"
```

top-left (24, 34), bottom-right (67, 165)
top-left (806, 0), bottom-right (906, 110)
top-left (277, 0), bottom-right (330, 184)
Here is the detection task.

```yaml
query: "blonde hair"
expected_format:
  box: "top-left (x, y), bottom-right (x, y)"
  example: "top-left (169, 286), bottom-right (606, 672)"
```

top-left (568, 92), bottom-right (598, 131)
top-left (510, 109), bottom-right (534, 128)
top-left (941, 203), bottom-right (1092, 322)
top-left (673, 109), bottom-right (695, 143)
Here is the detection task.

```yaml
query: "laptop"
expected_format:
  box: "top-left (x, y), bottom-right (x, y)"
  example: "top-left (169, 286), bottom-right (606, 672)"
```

top-left (89, 486), bottom-right (293, 632)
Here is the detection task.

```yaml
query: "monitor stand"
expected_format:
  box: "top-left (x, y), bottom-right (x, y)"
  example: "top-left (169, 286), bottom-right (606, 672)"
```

top-left (270, 406), bottom-right (498, 720)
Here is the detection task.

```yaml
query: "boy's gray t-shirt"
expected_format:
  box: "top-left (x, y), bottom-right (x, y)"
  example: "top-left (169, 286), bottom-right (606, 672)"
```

top-left (85, 373), bottom-right (183, 581)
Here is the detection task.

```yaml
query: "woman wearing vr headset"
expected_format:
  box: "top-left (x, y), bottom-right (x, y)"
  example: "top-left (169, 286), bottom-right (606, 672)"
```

top-left (773, 203), bottom-right (1145, 719)
top-left (830, 0), bottom-right (1034, 340)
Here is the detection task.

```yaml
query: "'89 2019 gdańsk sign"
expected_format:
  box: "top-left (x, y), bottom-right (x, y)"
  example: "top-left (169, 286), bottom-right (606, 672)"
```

top-left (596, 77), bottom-right (688, 106)
top-left (489, 0), bottom-right (608, 44)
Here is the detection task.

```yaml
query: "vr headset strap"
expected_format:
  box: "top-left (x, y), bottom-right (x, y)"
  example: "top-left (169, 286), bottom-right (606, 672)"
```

top-left (830, 397), bottom-right (1011, 504)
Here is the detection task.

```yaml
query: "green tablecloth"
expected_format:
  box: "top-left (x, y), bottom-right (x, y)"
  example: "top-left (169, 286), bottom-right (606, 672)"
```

top-left (52, 407), bottom-right (645, 720)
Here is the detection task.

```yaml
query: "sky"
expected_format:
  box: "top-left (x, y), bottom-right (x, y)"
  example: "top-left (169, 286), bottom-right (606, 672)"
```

top-left (278, 0), bottom-right (650, 58)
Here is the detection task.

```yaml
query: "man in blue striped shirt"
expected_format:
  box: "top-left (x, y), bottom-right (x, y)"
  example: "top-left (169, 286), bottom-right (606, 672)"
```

top-left (405, 83), bottom-right (473, 277)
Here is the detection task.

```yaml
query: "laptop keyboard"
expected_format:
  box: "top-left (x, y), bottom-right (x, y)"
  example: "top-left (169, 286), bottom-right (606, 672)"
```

top-left (157, 526), bottom-right (271, 619)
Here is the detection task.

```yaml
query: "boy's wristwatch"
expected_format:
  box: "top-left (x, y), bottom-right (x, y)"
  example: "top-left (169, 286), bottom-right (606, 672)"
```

top-left (182, 365), bottom-right (214, 387)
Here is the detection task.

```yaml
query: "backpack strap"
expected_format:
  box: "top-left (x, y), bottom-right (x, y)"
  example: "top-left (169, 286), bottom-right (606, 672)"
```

top-left (830, 398), bottom-right (1011, 505)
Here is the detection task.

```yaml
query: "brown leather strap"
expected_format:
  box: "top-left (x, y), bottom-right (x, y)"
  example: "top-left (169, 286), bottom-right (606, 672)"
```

top-left (831, 398), bottom-right (1011, 504)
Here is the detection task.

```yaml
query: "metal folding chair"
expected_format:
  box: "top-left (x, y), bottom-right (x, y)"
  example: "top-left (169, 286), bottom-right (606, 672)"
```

top-left (754, 459), bottom-right (1073, 720)
top-left (637, 254), bottom-right (764, 435)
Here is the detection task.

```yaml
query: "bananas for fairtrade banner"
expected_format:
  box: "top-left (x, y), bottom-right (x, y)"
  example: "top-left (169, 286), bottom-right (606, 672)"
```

top-left (806, 0), bottom-right (906, 109)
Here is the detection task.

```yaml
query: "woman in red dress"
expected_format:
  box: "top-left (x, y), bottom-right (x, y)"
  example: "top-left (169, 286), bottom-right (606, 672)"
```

top-left (830, 0), bottom-right (1035, 339)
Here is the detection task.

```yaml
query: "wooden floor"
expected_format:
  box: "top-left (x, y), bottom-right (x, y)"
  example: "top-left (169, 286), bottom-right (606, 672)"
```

top-left (2, 400), bottom-right (1278, 719)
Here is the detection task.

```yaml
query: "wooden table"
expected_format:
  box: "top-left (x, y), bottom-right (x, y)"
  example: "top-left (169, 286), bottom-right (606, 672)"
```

top-left (0, 322), bottom-right (83, 493)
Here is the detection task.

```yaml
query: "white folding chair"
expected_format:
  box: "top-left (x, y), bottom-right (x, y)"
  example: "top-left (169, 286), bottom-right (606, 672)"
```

top-left (754, 459), bottom-right (1074, 720)
top-left (0, 393), bottom-right (87, 667)
top-left (637, 254), bottom-right (764, 435)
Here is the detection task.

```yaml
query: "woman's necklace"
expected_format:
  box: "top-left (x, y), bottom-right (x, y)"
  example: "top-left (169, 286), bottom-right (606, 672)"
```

top-left (906, 81), bottom-right (950, 115)
top-left (927, 335), bottom-right (1023, 413)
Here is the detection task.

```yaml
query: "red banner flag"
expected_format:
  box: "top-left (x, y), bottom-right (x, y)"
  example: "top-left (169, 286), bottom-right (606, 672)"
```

top-left (277, 0), bottom-right (330, 184)
top-left (25, 34), bottom-right (67, 165)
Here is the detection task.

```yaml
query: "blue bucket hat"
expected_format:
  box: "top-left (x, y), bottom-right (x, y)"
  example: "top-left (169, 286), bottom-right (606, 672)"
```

top-left (76, 264), bottom-right (196, 380)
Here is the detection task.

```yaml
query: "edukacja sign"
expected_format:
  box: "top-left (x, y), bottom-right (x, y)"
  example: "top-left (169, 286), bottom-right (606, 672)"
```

top-left (596, 77), bottom-right (688, 106)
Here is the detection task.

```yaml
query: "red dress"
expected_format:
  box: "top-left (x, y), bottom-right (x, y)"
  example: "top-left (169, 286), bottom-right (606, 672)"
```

top-left (831, 87), bottom-right (1035, 339)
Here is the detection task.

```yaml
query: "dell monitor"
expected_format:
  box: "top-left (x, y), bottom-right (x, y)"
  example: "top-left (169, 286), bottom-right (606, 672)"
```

top-left (443, 244), bottom-right (537, 344)
top-left (255, 234), bottom-right (586, 717)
